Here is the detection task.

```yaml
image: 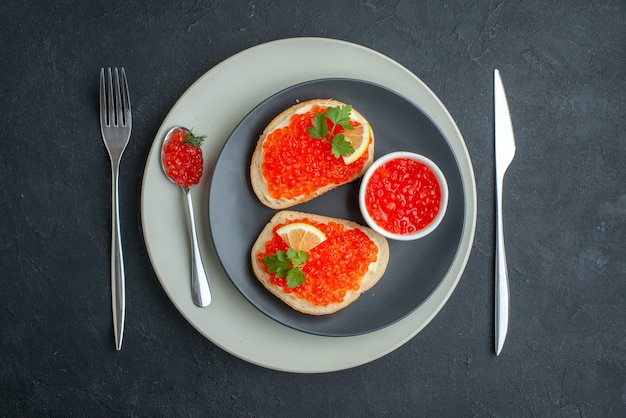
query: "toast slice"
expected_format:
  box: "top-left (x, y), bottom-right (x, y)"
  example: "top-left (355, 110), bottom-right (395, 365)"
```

top-left (251, 210), bottom-right (390, 315)
top-left (250, 99), bottom-right (374, 209)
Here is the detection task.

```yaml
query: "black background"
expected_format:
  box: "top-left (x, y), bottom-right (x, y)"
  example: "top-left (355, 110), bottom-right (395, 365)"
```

top-left (1, 1), bottom-right (625, 416)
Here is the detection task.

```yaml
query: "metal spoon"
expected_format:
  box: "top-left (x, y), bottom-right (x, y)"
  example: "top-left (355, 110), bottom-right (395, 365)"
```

top-left (161, 126), bottom-right (211, 307)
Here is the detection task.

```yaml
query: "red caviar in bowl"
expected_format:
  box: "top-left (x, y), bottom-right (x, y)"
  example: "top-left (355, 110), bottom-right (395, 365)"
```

top-left (261, 105), bottom-right (369, 200)
top-left (257, 218), bottom-right (379, 306)
top-left (360, 152), bottom-right (447, 240)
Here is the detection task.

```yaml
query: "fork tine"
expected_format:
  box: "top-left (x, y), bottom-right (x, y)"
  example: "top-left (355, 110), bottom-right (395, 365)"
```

top-left (106, 67), bottom-right (114, 127)
top-left (113, 68), bottom-right (122, 127)
top-left (119, 68), bottom-right (132, 128)
top-left (99, 68), bottom-right (107, 127)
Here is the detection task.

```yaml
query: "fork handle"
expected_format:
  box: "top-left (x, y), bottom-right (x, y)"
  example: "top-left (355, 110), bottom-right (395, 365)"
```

top-left (110, 161), bottom-right (126, 350)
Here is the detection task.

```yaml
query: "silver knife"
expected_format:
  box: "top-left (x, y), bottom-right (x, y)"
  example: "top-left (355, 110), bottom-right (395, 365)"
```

top-left (494, 69), bottom-right (516, 356)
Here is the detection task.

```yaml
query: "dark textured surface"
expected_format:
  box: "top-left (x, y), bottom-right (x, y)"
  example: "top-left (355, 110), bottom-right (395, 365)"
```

top-left (1, 0), bottom-right (624, 416)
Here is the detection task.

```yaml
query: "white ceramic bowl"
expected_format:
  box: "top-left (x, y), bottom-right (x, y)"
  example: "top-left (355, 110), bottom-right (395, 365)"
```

top-left (359, 151), bottom-right (448, 240)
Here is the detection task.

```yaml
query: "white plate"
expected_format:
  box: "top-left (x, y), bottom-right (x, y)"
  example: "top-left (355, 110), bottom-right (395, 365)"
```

top-left (140, 37), bottom-right (476, 373)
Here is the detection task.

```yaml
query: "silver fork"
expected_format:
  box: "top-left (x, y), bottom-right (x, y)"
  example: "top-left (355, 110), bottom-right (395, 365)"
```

top-left (99, 67), bottom-right (132, 351)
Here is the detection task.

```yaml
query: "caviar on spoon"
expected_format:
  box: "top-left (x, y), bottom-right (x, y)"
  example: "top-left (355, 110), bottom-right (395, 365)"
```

top-left (161, 126), bottom-right (211, 307)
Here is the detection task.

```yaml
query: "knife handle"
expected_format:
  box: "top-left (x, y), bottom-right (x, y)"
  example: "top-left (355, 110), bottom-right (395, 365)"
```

top-left (495, 184), bottom-right (509, 355)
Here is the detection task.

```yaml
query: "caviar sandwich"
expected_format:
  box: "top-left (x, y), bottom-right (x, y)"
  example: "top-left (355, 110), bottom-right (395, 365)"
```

top-left (251, 211), bottom-right (390, 315)
top-left (250, 99), bottom-right (374, 209)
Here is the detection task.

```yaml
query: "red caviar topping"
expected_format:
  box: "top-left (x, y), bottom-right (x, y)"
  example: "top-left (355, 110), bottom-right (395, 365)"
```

top-left (257, 218), bottom-right (379, 306)
top-left (261, 105), bottom-right (368, 200)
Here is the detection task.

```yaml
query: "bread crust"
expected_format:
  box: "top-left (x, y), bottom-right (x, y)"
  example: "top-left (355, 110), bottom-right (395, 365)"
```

top-left (250, 99), bottom-right (374, 209)
top-left (251, 210), bottom-right (390, 315)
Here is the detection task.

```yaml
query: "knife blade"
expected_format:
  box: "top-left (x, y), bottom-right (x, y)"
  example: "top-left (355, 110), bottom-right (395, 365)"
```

top-left (494, 69), bottom-right (516, 356)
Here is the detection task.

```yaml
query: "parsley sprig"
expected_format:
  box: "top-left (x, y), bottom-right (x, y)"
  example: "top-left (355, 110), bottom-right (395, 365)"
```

top-left (307, 105), bottom-right (355, 158)
top-left (183, 129), bottom-right (207, 147)
top-left (262, 248), bottom-right (309, 288)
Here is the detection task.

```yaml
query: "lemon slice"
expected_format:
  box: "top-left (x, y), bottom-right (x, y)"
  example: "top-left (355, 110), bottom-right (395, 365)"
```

top-left (277, 222), bottom-right (327, 252)
top-left (342, 123), bottom-right (370, 165)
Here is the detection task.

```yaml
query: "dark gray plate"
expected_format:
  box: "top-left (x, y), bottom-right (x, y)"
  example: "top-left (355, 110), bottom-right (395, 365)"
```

top-left (209, 79), bottom-right (465, 337)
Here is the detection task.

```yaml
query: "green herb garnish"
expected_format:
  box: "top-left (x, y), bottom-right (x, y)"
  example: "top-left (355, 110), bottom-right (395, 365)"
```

top-left (183, 129), bottom-right (207, 147)
top-left (262, 248), bottom-right (309, 288)
top-left (307, 105), bottom-right (355, 158)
